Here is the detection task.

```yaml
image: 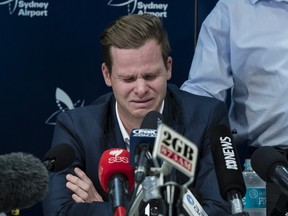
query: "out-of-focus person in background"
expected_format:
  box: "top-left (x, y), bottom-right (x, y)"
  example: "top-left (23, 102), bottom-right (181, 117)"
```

top-left (181, 0), bottom-right (288, 214)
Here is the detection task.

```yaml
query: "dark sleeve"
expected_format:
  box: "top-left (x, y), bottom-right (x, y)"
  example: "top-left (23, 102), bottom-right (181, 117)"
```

top-left (192, 100), bottom-right (231, 215)
top-left (42, 170), bottom-right (113, 216)
top-left (42, 112), bottom-right (113, 216)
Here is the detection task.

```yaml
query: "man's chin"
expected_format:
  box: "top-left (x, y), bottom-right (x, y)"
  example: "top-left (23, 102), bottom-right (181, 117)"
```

top-left (134, 108), bottom-right (156, 119)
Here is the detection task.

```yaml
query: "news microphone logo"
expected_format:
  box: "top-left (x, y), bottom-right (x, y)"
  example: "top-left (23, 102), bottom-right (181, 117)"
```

top-left (108, 149), bottom-right (129, 164)
top-left (98, 148), bottom-right (134, 194)
top-left (129, 128), bottom-right (158, 167)
top-left (153, 124), bottom-right (198, 178)
top-left (219, 136), bottom-right (239, 170)
top-left (131, 128), bottom-right (157, 137)
top-left (183, 189), bottom-right (208, 216)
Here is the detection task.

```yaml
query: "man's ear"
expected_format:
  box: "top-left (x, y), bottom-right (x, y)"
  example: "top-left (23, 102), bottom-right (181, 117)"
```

top-left (102, 63), bottom-right (112, 87)
top-left (166, 56), bottom-right (172, 80)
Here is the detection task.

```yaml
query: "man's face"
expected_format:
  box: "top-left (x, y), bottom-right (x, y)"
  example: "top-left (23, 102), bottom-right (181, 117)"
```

top-left (102, 39), bottom-right (172, 122)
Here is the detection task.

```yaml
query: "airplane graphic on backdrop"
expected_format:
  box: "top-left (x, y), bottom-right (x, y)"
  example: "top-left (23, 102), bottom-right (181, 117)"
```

top-left (46, 88), bottom-right (85, 126)
top-left (0, 0), bottom-right (18, 14)
top-left (108, 0), bottom-right (137, 14)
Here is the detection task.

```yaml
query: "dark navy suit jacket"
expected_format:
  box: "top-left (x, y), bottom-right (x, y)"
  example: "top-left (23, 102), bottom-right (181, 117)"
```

top-left (42, 84), bottom-right (231, 215)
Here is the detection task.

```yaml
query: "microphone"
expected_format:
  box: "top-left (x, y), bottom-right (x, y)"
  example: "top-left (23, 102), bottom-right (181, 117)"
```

top-left (0, 144), bottom-right (75, 214)
top-left (251, 146), bottom-right (288, 195)
top-left (210, 124), bottom-right (247, 215)
top-left (129, 123), bottom-right (204, 216)
top-left (0, 152), bottom-right (49, 213)
top-left (153, 123), bottom-right (198, 182)
top-left (98, 148), bottom-right (134, 216)
top-left (130, 111), bottom-right (163, 183)
top-left (43, 143), bottom-right (75, 172)
top-left (182, 188), bottom-right (208, 216)
top-left (153, 123), bottom-right (200, 216)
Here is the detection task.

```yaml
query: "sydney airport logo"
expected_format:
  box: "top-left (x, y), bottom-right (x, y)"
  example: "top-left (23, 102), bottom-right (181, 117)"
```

top-left (108, 0), bottom-right (168, 18)
top-left (0, 0), bottom-right (49, 17)
top-left (45, 88), bottom-right (85, 126)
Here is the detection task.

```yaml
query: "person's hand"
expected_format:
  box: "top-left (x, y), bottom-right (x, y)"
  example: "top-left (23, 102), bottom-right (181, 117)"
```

top-left (66, 167), bottom-right (103, 203)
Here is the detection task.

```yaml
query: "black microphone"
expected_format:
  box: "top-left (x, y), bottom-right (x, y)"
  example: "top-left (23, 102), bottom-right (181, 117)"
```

top-left (210, 124), bottom-right (247, 215)
top-left (130, 111), bottom-right (163, 183)
top-left (0, 152), bottom-right (49, 213)
top-left (251, 146), bottom-right (288, 195)
top-left (43, 143), bottom-right (75, 172)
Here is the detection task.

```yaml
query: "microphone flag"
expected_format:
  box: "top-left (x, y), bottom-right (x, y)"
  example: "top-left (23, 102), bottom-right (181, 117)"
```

top-left (153, 123), bottom-right (198, 180)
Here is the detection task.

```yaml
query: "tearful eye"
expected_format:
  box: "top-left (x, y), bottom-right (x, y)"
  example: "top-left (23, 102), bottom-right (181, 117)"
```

top-left (144, 75), bottom-right (157, 80)
top-left (123, 77), bottom-right (136, 83)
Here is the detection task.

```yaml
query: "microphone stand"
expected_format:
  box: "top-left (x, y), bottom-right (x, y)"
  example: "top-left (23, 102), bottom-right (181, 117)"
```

top-left (135, 144), bottom-right (150, 184)
top-left (142, 175), bottom-right (165, 216)
top-left (127, 164), bottom-right (162, 216)
top-left (160, 181), bottom-right (185, 216)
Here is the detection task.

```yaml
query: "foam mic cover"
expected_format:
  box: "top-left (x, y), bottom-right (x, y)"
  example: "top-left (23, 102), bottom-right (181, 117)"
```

top-left (98, 148), bottom-right (134, 193)
top-left (140, 110), bottom-right (163, 129)
top-left (210, 124), bottom-right (246, 200)
top-left (129, 111), bottom-right (163, 166)
top-left (251, 146), bottom-right (288, 182)
top-left (0, 152), bottom-right (49, 212)
top-left (43, 143), bottom-right (75, 172)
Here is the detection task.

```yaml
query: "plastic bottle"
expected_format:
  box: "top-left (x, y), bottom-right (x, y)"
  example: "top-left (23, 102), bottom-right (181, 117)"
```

top-left (242, 158), bottom-right (266, 215)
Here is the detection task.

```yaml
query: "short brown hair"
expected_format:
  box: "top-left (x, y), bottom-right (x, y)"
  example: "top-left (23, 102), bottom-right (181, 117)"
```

top-left (100, 14), bottom-right (171, 73)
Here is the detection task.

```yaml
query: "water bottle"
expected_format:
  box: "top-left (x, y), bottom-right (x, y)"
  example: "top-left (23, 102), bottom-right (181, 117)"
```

top-left (242, 158), bottom-right (266, 215)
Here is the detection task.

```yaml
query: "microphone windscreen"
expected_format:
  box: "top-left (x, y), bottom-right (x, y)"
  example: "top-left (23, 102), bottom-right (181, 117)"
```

top-left (0, 152), bottom-right (49, 212)
top-left (98, 148), bottom-right (134, 193)
top-left (140, 111), bottom-right (163, 129)
top-left (251, 146), bottom-right (288, 182)
top-left (210, 124), bottom-right (246, 200)
top-left (129, 111), bottom-right (163, 166)
top-left (44, 143), bottom-right (75, 172)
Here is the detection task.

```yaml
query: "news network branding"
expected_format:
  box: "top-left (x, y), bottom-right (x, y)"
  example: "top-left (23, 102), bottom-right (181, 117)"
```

top-left (131, 128), bottom-right (157, 137)
top-left (154, 124), bottom-right (198, 178)
top-left (183, 192), bottom-right (207, 216)
top-left (186, 194), bottom-right (203, 216)
top-left (45, 87), bottom-right (85, 126)
top-left (0, 0), bottom-right (49, 17)
top-left (220, 136), bottom-right (238, 170)
top-left (107, 0), bottom-right (169, 18)
top-left (108, 149), bottom-right (129, 163)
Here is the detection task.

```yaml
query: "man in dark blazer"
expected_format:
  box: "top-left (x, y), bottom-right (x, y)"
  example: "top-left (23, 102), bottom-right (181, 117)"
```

top-left (43, 14), bottom-right (231, 215)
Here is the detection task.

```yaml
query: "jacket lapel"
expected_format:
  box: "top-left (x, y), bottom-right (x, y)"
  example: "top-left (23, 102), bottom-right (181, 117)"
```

top-left (100, 97), bottom-right (127, 152)
top-left (163, 88), bottom-right (185, 135)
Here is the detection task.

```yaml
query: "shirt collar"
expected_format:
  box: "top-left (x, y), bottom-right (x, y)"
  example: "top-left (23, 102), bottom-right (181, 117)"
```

top-left (115, 102), bottom-right (130, 145)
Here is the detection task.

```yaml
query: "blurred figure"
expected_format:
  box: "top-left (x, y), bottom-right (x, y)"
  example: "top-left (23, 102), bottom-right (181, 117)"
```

top-left (181, 0), bottom-right (288, 214)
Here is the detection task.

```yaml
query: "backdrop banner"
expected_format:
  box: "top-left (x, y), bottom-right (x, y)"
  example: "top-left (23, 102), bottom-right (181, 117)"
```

top-left (0, 0), bottom-right (217, 214)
